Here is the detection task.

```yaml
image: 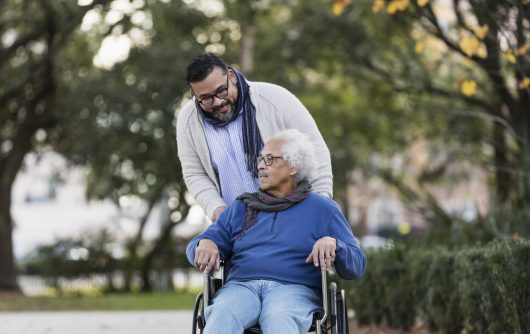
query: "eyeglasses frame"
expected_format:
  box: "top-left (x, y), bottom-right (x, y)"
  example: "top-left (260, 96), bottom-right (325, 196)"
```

top-left (191, 73), bottom-right (230, 107)
top-left (257, 154), bottom-right (284, 166)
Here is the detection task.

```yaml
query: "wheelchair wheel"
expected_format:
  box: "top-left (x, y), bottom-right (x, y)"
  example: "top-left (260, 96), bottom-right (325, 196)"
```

top-left (192, 292), bottom-right (205, 334)
top-left (336, 290), bottom-right (349, 334)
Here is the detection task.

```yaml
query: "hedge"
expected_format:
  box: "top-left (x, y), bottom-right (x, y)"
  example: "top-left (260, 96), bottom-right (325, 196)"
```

top-left (344, 239), bottom-right (529, 334)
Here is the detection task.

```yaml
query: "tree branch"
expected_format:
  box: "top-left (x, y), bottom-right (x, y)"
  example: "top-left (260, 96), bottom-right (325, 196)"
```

top-left (452, 0), bottom-right (475, 35)
top-left (421, 3), bottom-right (475, 60)
top-left (356, 55), bottom-right (491, 110)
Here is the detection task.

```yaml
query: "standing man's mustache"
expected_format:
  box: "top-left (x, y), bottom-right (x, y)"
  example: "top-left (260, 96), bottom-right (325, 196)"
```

top-left (214, 102), bottom-right (229, 112)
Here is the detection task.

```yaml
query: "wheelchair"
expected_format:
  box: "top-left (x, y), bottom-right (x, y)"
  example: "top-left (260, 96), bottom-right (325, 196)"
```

top-left (192, 261), bottom-right (350, 334)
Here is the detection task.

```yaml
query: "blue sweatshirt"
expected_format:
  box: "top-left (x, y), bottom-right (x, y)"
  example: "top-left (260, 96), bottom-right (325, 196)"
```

top-left (186, 193), bottom-right (366, 290)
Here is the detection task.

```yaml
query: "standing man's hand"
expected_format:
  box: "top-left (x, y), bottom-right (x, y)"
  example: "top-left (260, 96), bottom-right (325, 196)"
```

top-left (305, 237), bottom-right (336, 271)
top-left (211, 206), bottom-right (226, 222)
top-left (194, 239), bottom-right (220, 273)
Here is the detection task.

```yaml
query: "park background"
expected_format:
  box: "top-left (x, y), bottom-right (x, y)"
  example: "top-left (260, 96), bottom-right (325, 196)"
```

top-left (0, 0), bottom-right (529, 333)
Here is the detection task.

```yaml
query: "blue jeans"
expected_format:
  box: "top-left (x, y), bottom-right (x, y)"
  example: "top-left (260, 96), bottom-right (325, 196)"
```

top-left (204, 280), bottom-right (321, 334)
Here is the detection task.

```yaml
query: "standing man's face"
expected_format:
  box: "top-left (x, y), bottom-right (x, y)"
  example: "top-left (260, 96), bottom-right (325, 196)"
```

top-left (189, 66), bottom-right (239, 122)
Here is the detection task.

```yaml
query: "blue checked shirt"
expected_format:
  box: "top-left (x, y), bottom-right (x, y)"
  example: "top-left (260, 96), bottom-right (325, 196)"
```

top-left (203, 111), bottom-right (260, 207)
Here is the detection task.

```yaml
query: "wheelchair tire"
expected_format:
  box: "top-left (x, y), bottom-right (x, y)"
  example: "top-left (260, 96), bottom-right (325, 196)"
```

top-left (192, 292), bottom-right (204, 334)
top-left (336, 290), bottom-right (349, 334)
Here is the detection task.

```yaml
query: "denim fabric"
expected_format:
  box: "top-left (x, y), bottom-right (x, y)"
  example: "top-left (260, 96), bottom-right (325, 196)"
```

top-left (204, 280), bottom-right (321, 334)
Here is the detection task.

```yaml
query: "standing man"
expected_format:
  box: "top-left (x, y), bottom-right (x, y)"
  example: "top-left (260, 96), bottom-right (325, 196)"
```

top-left (177, 52), bottom-right (332, 221)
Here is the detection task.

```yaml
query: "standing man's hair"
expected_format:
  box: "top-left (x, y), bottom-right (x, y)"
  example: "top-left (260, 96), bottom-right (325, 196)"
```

top-left (186, 52), bottom-right (228, 84)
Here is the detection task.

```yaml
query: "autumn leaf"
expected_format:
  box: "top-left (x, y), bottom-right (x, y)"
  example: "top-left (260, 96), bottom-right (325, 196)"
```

top-left (397, 0), bottom-right (411, 10)
top-left (505, 52), bottom-right (517, 64)
top-left (417, 0), bottom-right (429, 7)
top-left (372, 0), bottom-right (385, 13)
top-left (474, 25), bottom-right (488, 40)
top-left (387, 0), bottom-right (410, 14)
top-left (461, 79), bottom-right (477, 96)
top-left (460, 34), bottom-right (482, 57)
top-left (333, 0), bottom-right (351, 16)
top-left (415, 41), bottom-right (425, 53)
top-left (518, 77), bottom-right (530, 89)
top-left (516, 44), bottom-right (530, 55)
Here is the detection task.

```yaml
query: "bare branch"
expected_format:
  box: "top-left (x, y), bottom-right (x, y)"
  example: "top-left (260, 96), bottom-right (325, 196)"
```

top-left (421, 3), bottom-right (476, 60)
top-left (0, 29), bottom-right (46, 64)
top-left (356, 54), bottom-right (492, 110)
top-left (452, 0), bottom-right (475, 35)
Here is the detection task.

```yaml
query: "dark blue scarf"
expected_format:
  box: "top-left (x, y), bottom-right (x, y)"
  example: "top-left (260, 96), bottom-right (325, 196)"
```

top-left (198, 66), bottom-right (263, 178)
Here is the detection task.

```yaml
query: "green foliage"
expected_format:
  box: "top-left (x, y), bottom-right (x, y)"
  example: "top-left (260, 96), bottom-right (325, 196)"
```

top-left (455, 240), bottom-right (529, 333)
top-left (19, 229), bottom-right (119, 278)
top-left (348, 245), bottom-right (417, 330)
top-left (413, 248), bottom-right (463, 333)
top-left (52, 0), bottom-right (209, 205)
top-left (346, 239), bottom-right (530, 333)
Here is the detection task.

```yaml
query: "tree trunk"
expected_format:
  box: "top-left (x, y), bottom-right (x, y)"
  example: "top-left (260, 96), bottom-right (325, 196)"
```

top-left (0, 195), bottom-right (19, 293)
top-left (123, 187), bottom-right (163, 291)
top-left (239, 25), bottom-right (255, 74)
top-left (493, 119), bottom-right (512, 204)
top-left (235, 0), bottom-right (256, 75)
top-left (139, 186), bottom-right (190, 292)
top-left (0, 121), bottom-right (37, 294)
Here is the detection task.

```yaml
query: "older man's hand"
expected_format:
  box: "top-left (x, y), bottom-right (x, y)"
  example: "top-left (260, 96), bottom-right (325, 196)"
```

top-left (305, 237), bottom-right (336, 271)
top-left (195, 239), bottom-right (220, 274)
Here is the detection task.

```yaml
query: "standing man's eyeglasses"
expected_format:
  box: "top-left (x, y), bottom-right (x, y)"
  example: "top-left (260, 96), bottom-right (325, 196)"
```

top-left (192, 75), bottom-right (230, 106)
top-left (257, 155), bottom-right (284, 166)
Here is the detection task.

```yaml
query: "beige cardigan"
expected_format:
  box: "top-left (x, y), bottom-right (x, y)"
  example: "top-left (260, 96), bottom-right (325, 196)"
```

top-left (176, 81), bottom-right (333, 217)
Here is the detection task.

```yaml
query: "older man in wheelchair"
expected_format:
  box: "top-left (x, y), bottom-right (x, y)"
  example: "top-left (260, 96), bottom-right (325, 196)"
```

top-left (187, 129), bottom-right (367, 334)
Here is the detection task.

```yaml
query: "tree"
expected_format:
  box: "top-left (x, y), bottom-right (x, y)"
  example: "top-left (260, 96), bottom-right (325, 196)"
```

top-left (0, 0), bottom-right (112, 293)
top-left (52, 0), bottom-right (209, 291)
top-left (255, 0), bottom-right (529, 238)
top-left (343, 0), bottom-right (530, 206)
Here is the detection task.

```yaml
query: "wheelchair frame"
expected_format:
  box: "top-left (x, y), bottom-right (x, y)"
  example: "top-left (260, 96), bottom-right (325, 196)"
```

top-left (191, 263), bottom-right (350, 334)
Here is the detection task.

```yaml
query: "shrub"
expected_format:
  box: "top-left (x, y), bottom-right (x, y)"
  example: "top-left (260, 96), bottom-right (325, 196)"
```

top-left (348, 245), bottom-right (417, 330)
top-left (345, 239), bottom-right (529, 334)
top-left (455, 240), bottom-right (529, 333)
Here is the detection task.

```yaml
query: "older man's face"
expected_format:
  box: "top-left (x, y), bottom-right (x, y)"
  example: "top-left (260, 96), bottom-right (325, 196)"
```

top-left (189, 66), bottom-right (239, 122)
top-left (257, 139), bottom-right (298, 197)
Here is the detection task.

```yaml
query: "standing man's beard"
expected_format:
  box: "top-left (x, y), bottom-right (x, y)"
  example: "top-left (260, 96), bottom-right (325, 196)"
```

top-left (211, 102), bottom-right (236, 122)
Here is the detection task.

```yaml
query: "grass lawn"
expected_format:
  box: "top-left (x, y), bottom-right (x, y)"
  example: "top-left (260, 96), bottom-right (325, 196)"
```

top-left (0, 291), bottom-right (198, 311)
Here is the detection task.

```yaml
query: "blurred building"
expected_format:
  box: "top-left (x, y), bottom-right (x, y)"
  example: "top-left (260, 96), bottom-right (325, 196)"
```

top-left (12, 151), bottom-right (208, 259)
top-left (347, 142), bottom-right (490, 242)
top-left (12, 151), bottom-right (119, 259)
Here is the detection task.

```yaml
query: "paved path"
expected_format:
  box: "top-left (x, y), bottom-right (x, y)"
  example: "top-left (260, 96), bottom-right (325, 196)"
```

top-left (0, 310), bottom-right (194, 334)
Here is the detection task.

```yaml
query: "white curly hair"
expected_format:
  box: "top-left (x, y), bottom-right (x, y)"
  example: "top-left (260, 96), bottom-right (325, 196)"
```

top-left (270, 129), bottom-right (317, 183)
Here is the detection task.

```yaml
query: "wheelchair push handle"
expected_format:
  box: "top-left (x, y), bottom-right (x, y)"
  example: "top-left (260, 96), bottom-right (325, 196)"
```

top-left (316, 268), bottom-right (329, 334)
top-left (203, 272), bottom-right (210, 307)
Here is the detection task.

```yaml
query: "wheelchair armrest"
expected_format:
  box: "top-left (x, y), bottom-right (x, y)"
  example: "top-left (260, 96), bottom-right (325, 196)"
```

top-left (202, 260), bottom-right (227, 307)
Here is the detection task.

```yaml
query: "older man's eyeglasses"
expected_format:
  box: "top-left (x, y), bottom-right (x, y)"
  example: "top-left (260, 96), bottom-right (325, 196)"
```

top-left (193, 75), bottom-right (230, 106)
top-left (257, 154), bottom-right (284, 166)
